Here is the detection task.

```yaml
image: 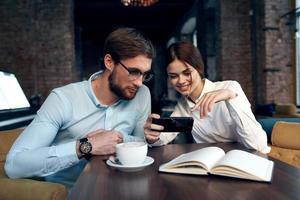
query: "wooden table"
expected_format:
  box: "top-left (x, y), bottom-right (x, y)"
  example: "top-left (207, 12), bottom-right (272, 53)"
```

top-left (68, 143), bottom-right (300, 200)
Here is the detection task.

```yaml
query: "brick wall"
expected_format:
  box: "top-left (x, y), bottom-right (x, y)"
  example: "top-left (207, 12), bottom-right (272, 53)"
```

top-left (0, 0), bottom-right (77, 101)
top-left (218, 0), bottom-right (254, 104)
top-left (255, 0), bottom-right (267, 105)
top-left (217, 0), bottom-right (294, 105)
top-left (262, 0), bottom-right (294, 104)
top-left (0, 0), bottom-right (295, 107)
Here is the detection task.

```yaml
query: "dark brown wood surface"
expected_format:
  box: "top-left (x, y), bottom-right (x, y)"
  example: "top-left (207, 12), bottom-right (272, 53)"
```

top-left (68, 143), bottom-right (300, 200)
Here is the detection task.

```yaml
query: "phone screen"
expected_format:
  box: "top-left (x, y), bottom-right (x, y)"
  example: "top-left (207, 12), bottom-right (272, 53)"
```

top-left (152, 117), bottom-right (194, 132)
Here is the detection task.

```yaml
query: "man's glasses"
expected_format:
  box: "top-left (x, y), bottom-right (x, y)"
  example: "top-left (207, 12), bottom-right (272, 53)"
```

top-left (119, 61), bottom-right (153, 82)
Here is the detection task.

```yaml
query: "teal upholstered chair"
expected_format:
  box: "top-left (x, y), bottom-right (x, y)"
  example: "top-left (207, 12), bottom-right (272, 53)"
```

top-left (172, 117), bottom-right (300, 144)
top-left (257, 118), bottom-right (300, 143)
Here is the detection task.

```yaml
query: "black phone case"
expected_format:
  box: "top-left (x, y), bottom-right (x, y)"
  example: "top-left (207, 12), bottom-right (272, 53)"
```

top-left (152, 117), bottom-right (194, 132)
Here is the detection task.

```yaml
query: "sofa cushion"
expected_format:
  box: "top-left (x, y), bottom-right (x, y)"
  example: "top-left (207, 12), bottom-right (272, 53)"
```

top-left (273, 104), bottom-right (300, 118)
top-left (275, 104), bottom-right (297, 115)
top-left (0, 128), bottom-right (23, 162)
top-left (257, 118), bottom-right (300, 143)
top-left (0, 177), bottom-right (68, 200)
top-left (0, 128), bottom-right (68, 200)
top-left (268, 145), bottom-right (300, 169)
top-left (271, 121), bottom-right (300, 150)
top-left (255, 103), bottom-right (275, 116)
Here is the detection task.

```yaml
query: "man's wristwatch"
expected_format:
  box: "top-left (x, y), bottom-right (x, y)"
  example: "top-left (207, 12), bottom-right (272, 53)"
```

top-left (79, 138), bottom-right (92, 160)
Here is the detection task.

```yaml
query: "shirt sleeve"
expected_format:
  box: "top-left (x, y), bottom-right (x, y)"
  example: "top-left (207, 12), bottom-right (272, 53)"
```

top-left (5, 91), bottom-right (80, 179)
top-left (224, 81), bottom-right (271, 153)
top-left (128, 86), bottom-right (152, 142)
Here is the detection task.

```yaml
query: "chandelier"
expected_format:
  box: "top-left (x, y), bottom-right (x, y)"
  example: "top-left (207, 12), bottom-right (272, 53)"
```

top-left (121, 0), bottom-right (159, 7)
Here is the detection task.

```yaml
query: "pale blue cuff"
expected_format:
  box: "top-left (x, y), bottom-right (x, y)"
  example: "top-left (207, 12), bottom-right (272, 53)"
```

top-left (55, 141), bottom-right (80, 164)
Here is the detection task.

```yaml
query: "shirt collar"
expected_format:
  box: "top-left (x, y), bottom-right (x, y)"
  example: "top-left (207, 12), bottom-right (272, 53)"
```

top-left (87, 71), bottom-right (103, 108)
top-left (88, 71), bottom-right (123, 108)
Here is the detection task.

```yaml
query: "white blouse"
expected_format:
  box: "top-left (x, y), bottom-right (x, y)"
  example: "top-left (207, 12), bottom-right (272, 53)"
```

top-left (152, 79), bottom-right (271, 154)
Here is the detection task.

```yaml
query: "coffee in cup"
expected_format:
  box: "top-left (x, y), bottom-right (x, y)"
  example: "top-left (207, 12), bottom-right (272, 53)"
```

top-left (116, 142), bottom-right (148, 165)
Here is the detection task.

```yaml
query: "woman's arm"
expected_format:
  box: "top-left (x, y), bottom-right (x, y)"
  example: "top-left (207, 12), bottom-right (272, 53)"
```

top-left (223, 81), bottom-right (270, 153)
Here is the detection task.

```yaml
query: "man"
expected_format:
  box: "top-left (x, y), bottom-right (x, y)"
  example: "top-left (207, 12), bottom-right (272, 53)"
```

top-left (5, 27), bottom-right (155, 187)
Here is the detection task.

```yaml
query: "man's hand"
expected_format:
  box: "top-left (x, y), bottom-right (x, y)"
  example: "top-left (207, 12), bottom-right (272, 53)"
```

top-left (86, 129), bottom-right (123, 155)
top-left (144, 113), bottom-right (164, 144)
top-left (191, 89), bottom-right (237, 118)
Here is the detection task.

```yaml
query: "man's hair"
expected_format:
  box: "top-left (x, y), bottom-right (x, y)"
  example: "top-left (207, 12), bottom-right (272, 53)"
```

top-left (103, 27), bottom-right (155, 63)
top-left (166, 41), bottom-right (204, 78)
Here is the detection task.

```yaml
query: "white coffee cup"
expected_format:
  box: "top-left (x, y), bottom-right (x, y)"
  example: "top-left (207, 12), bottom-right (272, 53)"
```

top-left (116, 142), bottom-right (148, 166)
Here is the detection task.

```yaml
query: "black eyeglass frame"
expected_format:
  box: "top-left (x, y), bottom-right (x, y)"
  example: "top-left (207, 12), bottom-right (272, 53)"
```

top-left (119, 61), bottom-right (153, 82)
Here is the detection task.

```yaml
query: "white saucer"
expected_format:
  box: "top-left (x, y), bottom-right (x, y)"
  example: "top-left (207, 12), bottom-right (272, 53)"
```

top-left (106, 156), bottom-right (154, 172)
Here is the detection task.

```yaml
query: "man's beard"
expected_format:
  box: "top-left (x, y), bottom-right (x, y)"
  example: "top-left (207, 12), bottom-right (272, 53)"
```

top-left (108, 71), bottom-right (138, 100)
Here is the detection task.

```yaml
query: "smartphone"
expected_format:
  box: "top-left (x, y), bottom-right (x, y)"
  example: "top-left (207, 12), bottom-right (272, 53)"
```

top-left (152, 117), bottom-right (194, 132)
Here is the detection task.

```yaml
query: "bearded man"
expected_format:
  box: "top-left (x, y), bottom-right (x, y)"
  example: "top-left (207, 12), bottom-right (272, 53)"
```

top-left (5, 27), bottom-right (155, 188)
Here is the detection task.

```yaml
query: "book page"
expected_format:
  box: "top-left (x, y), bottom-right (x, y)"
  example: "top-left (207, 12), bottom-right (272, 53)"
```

top-left (211, 150), bottom-right (274, 181)
top-left (159, 163), bottom-right (209, 175)
top-left (161, 146), bottom-right (225, 171)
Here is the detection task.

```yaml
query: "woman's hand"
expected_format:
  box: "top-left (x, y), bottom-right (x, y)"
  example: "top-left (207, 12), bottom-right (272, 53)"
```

top-left (144, 113), bottom-right (164, 144)
top-left (191, 89), bottom-right (237, 118)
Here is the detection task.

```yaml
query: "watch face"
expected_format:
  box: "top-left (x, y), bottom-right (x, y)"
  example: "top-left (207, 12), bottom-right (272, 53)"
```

top-left (80, 141), bottom-right (92, 154)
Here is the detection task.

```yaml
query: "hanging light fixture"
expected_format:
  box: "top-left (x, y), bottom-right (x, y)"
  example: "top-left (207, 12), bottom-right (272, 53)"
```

top-left (121, 0), bottom-right (159, 7)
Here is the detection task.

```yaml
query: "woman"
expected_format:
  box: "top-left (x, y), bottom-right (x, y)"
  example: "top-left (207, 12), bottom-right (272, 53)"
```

top-left (144, 41), bottom-right (270, 153)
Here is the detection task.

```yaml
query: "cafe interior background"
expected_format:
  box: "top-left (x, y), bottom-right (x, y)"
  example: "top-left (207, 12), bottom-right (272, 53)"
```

top-left (0, 0), bottom-right (299, 128)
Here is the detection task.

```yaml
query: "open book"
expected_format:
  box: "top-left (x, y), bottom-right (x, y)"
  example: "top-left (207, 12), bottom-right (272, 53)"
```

top-left (159, 146), bottom-right (274, 182)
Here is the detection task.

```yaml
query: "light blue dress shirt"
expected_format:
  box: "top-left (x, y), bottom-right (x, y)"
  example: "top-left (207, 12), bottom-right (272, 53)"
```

top-left (5, 71), bottom-right (151, 187)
